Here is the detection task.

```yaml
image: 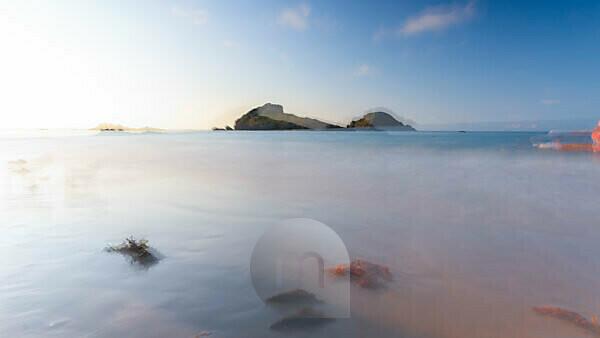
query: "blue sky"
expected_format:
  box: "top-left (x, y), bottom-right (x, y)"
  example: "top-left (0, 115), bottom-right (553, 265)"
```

top-left (1, 0), bottom-right (599, 129)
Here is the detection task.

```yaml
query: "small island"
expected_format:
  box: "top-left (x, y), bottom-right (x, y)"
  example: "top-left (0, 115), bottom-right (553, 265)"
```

top-left (347, 112), bottom-right (415, 131)
top-left (91, 123), bottom-right (163, 133)
top-left (214, 103), bottom-right (416, 131)
top-left (234, 103), bottom-right (342, 130)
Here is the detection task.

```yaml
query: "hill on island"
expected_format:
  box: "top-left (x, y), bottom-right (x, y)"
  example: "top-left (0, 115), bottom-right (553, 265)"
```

top-left (347, 112), bottom-right (415, 131)
top-left (234, 103), bottom-right (342, 130)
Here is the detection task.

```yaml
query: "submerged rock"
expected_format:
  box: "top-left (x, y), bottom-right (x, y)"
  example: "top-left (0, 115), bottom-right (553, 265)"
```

top-left (329, 259), bottom-right (392, 289)
top-left (269, 308), bottom-right (335, 331)
top-left (347, 112), bottom-right (415, 131)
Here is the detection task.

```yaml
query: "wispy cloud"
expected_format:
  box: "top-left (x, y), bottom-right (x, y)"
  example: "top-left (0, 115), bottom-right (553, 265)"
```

top-left (278, 3), bottom-right (311, 31)
top-left (171, 6), bottom-right (208, 25)
top-left (541, 99), bottom-right (560, 105)
top-left (399, 1), bottom-right (476, 36)
top-left (354, 64), bottom-right (375, 77)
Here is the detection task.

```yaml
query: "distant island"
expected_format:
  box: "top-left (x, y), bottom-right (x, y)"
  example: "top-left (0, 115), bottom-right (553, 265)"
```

top-left (91, 123), bottom-right (164, 133)
top-left (213, 103), bottom-right (415, 131)
top-left (347, 112), bottom-right (415, 131)
top-left (234, 103), bottom-right (342, 130)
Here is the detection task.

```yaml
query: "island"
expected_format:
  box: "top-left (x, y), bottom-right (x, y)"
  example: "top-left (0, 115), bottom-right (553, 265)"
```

top-left (221, 103), bottom-right (417, 131)
top-left (347, 112), bottom-right (415, 131)
top-left (91, 123), bottom-right (163, 133)
top-left (234, 103), bottom-right (342, 130)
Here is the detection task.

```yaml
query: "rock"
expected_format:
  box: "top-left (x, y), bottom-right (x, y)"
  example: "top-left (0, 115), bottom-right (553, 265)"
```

top-left (234, 103), bottom-right (341, 130)
top-left (347, 112), bottom-right (415, 131)
top-left (329, 259), bottom-right (393, 289)
top-left (213, 125), bottom-right (234, 131)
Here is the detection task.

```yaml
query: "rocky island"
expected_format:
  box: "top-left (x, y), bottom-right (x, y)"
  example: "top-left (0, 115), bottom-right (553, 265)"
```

top-left (347, 112), bottom-right (415, 131)
top-left (234, 103), bottom-right (342, 130)
top-left (218, 103), bottom-right (416, 131)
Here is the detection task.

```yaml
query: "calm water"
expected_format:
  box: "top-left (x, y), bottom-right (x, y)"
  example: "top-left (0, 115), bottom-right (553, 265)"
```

top-left (1, 130), bottom-right (600, 338)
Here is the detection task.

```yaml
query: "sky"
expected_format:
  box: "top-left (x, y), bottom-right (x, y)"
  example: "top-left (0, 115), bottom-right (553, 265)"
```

top-left (0, 0), bottom-right (599, 129)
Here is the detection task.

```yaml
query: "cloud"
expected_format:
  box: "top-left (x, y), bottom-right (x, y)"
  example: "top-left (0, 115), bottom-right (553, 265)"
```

top-left (354, 64), bottom-right (375, 77)
top-left (171, 6), bottom-right (208, 25)
top-left (278, 4), bottom-right (311, 31)
top-left (541, 99), bottom-right (560, 105)
top-left (399, 1), bottom-right (476, 36)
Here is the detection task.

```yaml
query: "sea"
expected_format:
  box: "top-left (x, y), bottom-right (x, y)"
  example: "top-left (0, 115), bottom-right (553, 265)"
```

top-left (1, 130), bottom-right (600, 338)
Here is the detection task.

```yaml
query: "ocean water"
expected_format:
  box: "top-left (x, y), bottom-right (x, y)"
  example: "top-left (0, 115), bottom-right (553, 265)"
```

top-left (1, 130), bottom-right (600, 338)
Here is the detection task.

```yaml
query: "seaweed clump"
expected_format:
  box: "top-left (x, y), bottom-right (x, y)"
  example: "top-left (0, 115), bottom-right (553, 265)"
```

top-left (329, 259), bottom-right (392, 289)
top-left (533, 306), bottom-right (600, 336)
top-left (105, 237), bottom-right (160, 269)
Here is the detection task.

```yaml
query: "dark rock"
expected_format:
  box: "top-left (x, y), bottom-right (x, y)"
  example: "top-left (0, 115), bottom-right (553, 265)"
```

top-left (329, 259), bottom-right (393, 289)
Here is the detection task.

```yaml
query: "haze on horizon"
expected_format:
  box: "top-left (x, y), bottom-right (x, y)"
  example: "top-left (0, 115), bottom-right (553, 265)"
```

top-left (1, 0), bottom-right (599, 130)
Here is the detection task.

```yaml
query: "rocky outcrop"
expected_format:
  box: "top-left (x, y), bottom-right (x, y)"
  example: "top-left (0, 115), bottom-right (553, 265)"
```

top-left (347, 112), bottom-right (415, 131)
top-left (234, 103), bottom-right (341, 130)
top-left (212, 125), bottom-right (233, 131)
